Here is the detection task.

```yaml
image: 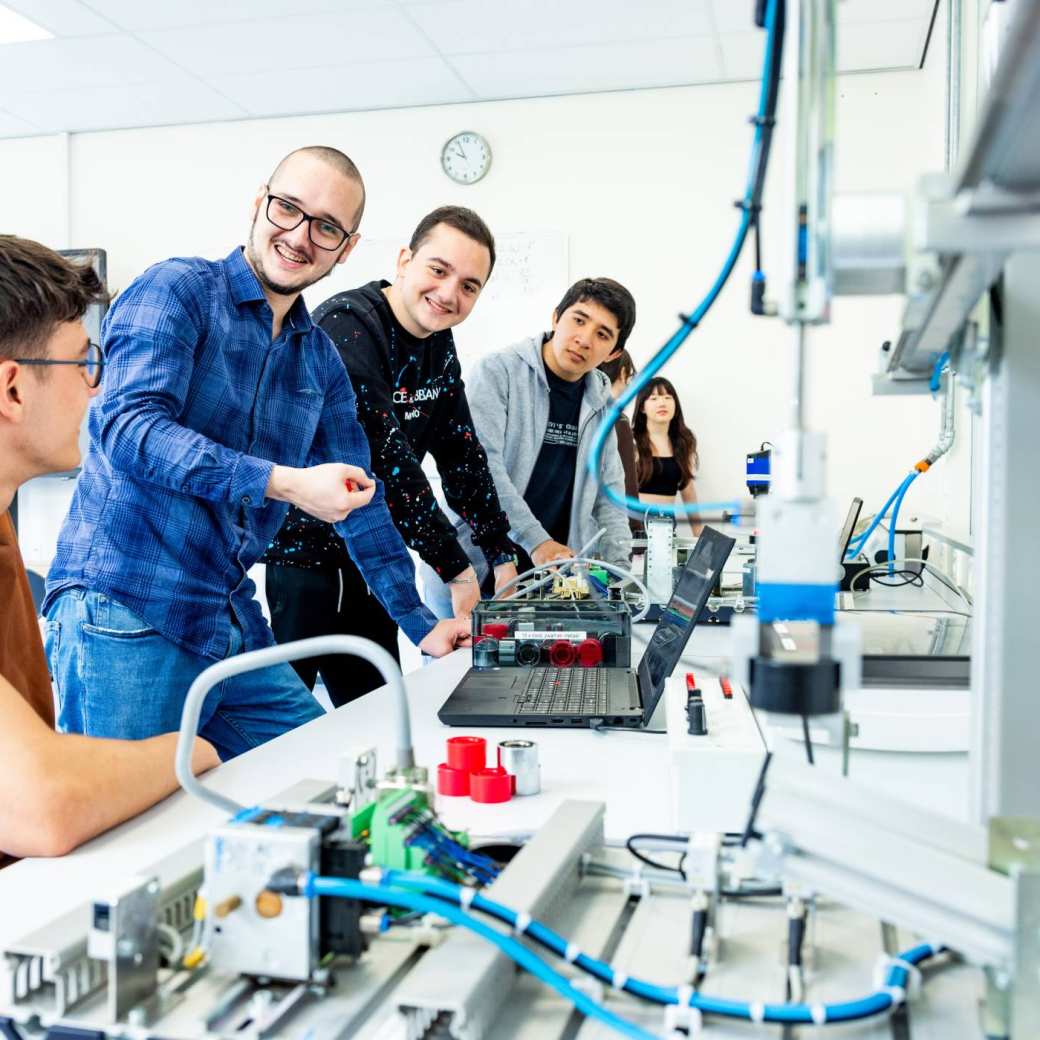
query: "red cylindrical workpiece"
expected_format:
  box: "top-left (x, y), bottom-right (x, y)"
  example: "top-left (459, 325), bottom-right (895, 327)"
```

top-left (548, 639), bottom-right (577, 667)
top-left (577, 638), bottom-right (603, 667)
top-left (446, 735), bottom-right (486, 772)
top-left (469, 767), bottom-right (512, 804)
top-left (436, 763), bottom-right (470, 797)
top-left (483, 622), bottom-right (509, 640)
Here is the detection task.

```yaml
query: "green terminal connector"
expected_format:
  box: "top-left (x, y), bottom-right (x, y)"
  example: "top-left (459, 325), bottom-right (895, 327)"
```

top-left (350, 772), bottom-right (470, 876)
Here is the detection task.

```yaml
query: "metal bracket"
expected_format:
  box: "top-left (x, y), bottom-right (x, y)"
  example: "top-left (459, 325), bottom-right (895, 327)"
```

top-left (86, 876), bottom-right (160, 1024)
top-left (988, 818), bottom-right (1040, 1039)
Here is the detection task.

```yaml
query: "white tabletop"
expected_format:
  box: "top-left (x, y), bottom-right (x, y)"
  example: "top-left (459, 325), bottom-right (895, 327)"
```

top-left (0, 650), bottom-right (682, 948)
top-left (0, 578), bottom-right (970, 950)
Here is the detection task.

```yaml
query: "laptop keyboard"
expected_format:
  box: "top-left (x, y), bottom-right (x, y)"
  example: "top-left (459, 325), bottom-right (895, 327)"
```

top-left (513, 668), bottom-right (609, 715)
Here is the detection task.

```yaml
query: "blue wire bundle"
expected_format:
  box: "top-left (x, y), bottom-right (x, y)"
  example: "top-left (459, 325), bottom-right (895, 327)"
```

top-left (375, 869), bottom-right (942, 1029)
top-left (399, 809), bottom-right (500, 886)
top-left (298, 869), bottom-right (942, 1037)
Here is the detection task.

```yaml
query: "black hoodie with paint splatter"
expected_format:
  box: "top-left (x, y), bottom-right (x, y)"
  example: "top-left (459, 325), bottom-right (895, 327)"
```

top-left (263, 281), bottom-right (512, 579)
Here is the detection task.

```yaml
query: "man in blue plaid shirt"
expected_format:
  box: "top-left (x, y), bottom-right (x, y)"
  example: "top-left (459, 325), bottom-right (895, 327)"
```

top-left (43, 146), bottom-right (470, 760)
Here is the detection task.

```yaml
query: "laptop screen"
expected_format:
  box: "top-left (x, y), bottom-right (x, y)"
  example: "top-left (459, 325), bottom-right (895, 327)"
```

top-left (637, 525), bottom-right (736, 719)
top-left (838, 497), bottom-right (863, 562)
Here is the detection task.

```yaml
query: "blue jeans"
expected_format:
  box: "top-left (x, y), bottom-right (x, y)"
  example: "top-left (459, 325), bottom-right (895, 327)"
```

top-left (44, 589), bottom-right (325, 761)
top-left (417, 560), bottom-right (454, 621)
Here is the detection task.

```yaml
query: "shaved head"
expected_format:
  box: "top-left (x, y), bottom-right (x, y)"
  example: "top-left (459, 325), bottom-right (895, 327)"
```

top-left (269, 146), bottom-right (366, 229)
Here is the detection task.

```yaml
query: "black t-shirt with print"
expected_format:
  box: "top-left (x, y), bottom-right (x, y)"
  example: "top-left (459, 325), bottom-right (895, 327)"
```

top-left (523, 359), bottom-right (584, 546)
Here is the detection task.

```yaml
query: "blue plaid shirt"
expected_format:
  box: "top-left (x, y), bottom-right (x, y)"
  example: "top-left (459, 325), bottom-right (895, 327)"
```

top-left (45, 247), bottom-right (437, 659)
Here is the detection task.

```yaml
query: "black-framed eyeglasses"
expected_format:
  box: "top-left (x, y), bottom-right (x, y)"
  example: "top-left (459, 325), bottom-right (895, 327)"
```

top-left (14, 341), bottom-right (105, 388)
top-left (265, 194), bottom-right (354, 251)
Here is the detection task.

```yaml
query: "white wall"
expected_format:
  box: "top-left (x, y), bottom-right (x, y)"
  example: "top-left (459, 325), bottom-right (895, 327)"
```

top-left (3, 48), bottom-right (969, 569)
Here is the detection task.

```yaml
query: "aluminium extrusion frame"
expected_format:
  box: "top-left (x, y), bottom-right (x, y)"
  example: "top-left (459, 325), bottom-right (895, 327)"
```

top-left (883, 0), bottom-right (1040, 383)
top-left (390, 800), bottom-right (605, 1040)
top-left (752, 755), bottom-right (1013, 968)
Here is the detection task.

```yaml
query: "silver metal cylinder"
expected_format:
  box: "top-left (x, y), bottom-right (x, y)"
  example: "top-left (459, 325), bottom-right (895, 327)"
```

top-left (497, 739), bottom-right (540, 796)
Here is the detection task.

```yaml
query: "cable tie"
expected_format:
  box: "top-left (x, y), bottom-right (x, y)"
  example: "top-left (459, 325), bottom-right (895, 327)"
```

top-left (676, 984), bottom-right (695, 1008)
top-left (748, 114), bottom-right (777, 128)
top-left (733, 199), bottom-right (763, 215)
top-left (458, 887), bottom-right (476, 911)
top-left (611, 970), bottom-right (630, 991)
top-left (513, 911), bottom-right (531, 935)
top-left (873, 955), bottom-right (921, 998)
top-left (564, 942), bottom-right (581, 963)
top-left (883, 984), bottom-right (907, 1006)
top-left (810, 1003), bottom-right (827, 1025)
top-left (677, 312), bottom-right (701, 330)
top-left (749, 1001), bottom-right (766, 1024)
top-left (664, 1001), bottom-right (703, 1033)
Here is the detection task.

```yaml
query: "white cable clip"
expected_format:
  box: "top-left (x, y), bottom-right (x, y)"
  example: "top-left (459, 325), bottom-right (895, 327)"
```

top-left (611, 970), bottom-right (629, 992)
top-left (623, 866), bottom-right (651, 899)
top-left (513, 911), bottom-right (531, 936)
top-left (749, 1000), bottom-right (766, 1025)
top-left (809, 1003), bottom-right (827, 1026)
top-left (458, 887), bottom-right (476, 911)
top-left (664, 995), bottom-right (703, 1035)
top-left (872, 954), bottom-right (922, 1002)
top-left (564, 942), bottom-right (582, 964)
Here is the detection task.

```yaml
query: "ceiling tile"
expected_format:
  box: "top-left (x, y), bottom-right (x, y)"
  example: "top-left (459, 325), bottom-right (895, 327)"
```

top-left (406, 0), bottom-right (714, 55)
top-left (838, 18), bottom-right (929, 72)
top-left (0, 35), bottom-right (187, 92)
top-left (711, 0), bottom-right (935, 32)
top-left (84, 0), bottom-right (387, 32)
top-left (211, 57), bottom-right (473, 116)
top-left (452, 35), bottom-right (722, 99)
top-left (3, 77), bottom-right (247, 133)
top-left (138, 8), bottom-right (434, 77)
top-left (720, 14), bottom-right (931, 80)
top-left (1, 0), bottom-right (115, 37)
top-left (0, 107), bottom-right (41, 136)
top-left (840, 0), bottom-right (936, 24)
top-left (718, 31), bottom-right (773, 82)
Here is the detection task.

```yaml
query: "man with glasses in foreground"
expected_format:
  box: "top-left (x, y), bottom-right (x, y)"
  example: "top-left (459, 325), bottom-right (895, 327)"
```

top-left (43, 146), bottom-right (469, 760)
top-left (0, 236), bottom-right (218, 858)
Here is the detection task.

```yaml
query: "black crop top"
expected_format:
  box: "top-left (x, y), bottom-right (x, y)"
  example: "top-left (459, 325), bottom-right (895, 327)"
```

top-left (639, 456), bottom-right (685, 496)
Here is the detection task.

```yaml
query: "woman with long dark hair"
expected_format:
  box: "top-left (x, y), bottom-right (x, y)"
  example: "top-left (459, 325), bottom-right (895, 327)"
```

top-left (633, 376), bottom-right (702, 536)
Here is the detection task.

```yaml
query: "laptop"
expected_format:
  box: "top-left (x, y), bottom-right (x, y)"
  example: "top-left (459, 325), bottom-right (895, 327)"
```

top-left (438, 526), bottom-right (736, 729)
top-left (836, 496), bottom-right (864, 605)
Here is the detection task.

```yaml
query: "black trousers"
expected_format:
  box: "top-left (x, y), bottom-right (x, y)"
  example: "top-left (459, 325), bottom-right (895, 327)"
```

top-left (266, 560), bottom-right (401, 708)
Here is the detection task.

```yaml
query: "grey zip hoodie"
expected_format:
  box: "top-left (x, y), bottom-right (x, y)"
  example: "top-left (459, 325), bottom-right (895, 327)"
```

top-left (446, 333), bottom-right (632, 577)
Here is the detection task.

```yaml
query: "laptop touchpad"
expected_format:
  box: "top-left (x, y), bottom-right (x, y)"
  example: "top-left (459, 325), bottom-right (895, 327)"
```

top-left (474, 672), bottom-right (525, 689)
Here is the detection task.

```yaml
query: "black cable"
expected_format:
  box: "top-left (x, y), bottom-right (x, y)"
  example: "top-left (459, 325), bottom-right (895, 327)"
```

top-left (720, 885), bottom-right (783, 899)
top-left (801, 715), bottom-right (815, 765)
top-left (870, 569), bottom-right (925, 589)
top-left (626, 835), bottom-right (688, 879)
top-left (741, 751), bottom-right (773, 846)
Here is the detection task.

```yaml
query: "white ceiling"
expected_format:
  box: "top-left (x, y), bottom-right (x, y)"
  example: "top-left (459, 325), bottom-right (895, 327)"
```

top-left (0, 0), bottom-right (938, 139)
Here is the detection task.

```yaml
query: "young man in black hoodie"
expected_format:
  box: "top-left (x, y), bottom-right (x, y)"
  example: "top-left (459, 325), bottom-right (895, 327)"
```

top-left (262, 207), bottom-right (517, 705)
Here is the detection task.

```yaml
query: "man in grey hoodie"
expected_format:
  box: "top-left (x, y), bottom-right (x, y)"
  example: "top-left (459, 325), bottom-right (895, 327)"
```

top-left (423, 277), bottom-right (635, 610)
